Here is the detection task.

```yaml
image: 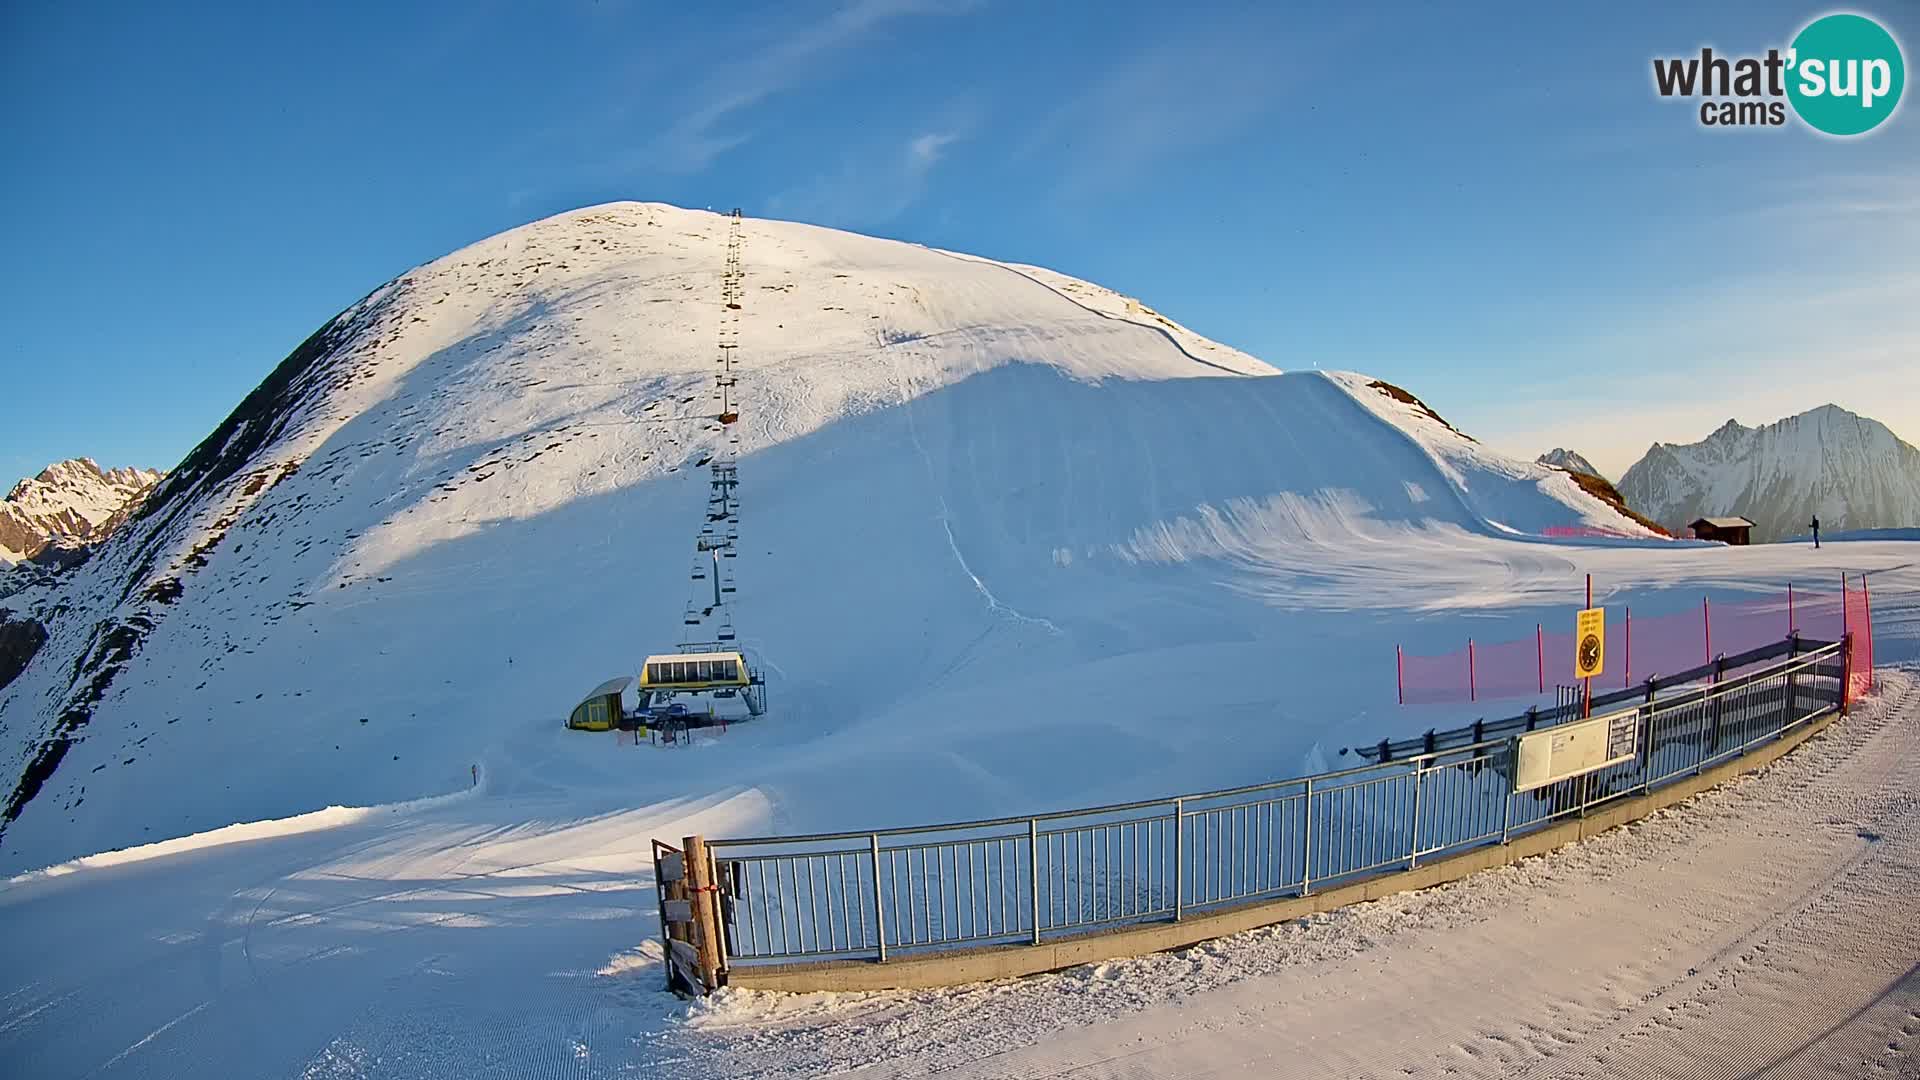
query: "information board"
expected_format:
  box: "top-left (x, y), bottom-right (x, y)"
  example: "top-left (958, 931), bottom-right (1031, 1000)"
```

top-left (1511, 708), bottom-right (1640, 792)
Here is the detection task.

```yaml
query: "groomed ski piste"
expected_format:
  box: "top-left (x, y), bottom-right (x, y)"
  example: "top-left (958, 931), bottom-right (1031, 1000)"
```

top-left (0, 204), bottom-right (1914, 1078)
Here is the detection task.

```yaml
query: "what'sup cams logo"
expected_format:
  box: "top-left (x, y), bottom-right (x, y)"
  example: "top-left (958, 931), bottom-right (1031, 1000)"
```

top-left (1653, 11), bottom-right (1905, 135)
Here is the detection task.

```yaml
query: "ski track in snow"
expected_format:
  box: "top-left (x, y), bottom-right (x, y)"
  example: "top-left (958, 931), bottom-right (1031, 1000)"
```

top-left (0, 202), bottom-right (1914, 1077)
top-left (0, 202), bottom-right (1670, 876)
top-left (0, 646), bottom-right (1910, 1076)
top-left (884, 340), bottom-right (1063, 638)
top-left (663, 666), bottom-right (1920, 1080)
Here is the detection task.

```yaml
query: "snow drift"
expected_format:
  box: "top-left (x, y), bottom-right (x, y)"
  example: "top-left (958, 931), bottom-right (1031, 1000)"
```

top-left (0, 202), bottom-right (1657, 872)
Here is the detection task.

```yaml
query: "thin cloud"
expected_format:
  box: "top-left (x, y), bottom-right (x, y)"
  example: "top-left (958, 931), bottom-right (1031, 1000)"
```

top-left (1016, 16), bottom-right (1334, 197)
top-left (1478, 347), bottom-right (1920, 481)
top-left (1464, 279), bottom-right (1920, 479)
top-left (1742, 172), bottom-right (1920, 230)
top-left (770, 122), bottom-right (970, 227)
top-left (649, 0), bottom-right (982, 173)
top-left (908, 132), bottom-right (959, 168)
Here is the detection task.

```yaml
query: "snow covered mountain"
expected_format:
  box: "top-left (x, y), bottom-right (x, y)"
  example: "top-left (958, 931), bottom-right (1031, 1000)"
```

top-left (1537, 448), bottom-right (1601, 478)
top-left (0, 459), bottom-right (163, 565)
top-left (1617, 406), bottom-right (1920, 543)
top-left (0, 202), bottom-right (1659, 872)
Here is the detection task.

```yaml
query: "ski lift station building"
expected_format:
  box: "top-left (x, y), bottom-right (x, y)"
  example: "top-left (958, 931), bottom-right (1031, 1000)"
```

top-left (566, 676), bottom-right (633, 731)
top-left (641, 651), bottom-right (750, 691)
top-left (640, 651), bottom-right (767, 715)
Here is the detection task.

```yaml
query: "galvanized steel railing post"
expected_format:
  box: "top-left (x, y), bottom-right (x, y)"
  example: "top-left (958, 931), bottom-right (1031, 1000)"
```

top-left (1499, 740), bottom-right (1514, 844)
top-left (1642, 679), bottom-right (1658, 794)
top-left (869, 833), bottom-right (887, 963)
top-left (1783, 633), bottom-right (1799, 735)
top-left (1408, 762), bottom-right (1424, 868)
top-left (1300, 778), bottom-right (1314, 895)
top-left (1172, 797), bottom-right (1185, 921)
top-left (1027, 818), bottom-right (1041, 945)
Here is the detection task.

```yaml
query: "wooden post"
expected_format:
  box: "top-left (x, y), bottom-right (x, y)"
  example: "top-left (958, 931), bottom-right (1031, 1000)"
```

top-left (659, 844), bottom-right (695, 993)
top-left (683, 835), bottom-right (723, 993)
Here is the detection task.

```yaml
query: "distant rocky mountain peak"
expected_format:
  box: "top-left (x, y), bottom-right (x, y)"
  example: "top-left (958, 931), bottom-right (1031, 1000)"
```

top-left (0, 458), bottom-right (165, 565)
top-left (1617, 405), bottom-right (1920, 542)
top-left (1536, 448), bottom-right (1602, 479)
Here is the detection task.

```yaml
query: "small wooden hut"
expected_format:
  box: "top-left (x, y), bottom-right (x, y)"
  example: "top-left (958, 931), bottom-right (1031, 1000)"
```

top-left (1689, 516), bottom-right (1754, 545)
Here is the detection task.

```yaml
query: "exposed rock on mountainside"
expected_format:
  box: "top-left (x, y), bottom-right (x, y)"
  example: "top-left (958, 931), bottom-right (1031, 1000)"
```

top-left (0, 611), bottom-right (47, 693)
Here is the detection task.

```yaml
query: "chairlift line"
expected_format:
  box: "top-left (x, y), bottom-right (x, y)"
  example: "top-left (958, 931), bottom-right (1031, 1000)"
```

top-left (644, 207), bottom-right (764, 722)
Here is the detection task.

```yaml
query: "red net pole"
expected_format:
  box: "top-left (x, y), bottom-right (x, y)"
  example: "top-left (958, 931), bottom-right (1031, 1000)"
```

top-left (1703, 596), bottom-right (1712, 665)
top-left (1469, 638), bottom-right (1477, 702)
top-left (1863, 575), bottom-right (1874, 690)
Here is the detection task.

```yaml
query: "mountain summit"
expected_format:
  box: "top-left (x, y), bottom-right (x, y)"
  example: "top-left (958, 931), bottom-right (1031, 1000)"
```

top-left (1536, 448), bottom-right (1601, 479)
top-left (0, 202), bottom-right (1658, 870)
top-left (1617, 405), bottom-right (1920, 542)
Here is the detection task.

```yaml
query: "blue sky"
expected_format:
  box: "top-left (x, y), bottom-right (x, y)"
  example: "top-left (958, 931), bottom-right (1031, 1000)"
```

top-left (3, 0), bottom-right (1916, 483)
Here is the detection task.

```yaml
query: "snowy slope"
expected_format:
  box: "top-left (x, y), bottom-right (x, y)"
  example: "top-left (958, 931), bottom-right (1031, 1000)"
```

top-left (1618, 405), bottom-right (1920, 542)
top-left (1537, 447), bottom-right (1601, 478)
top-left (0, 201), bottom-right (1656, 872)
top-left (0, 458), bottom-right (162, 565)
top-left (0, 549), bottom-right (1912, 1080)
top-left (1328, 373), bottom-right (1658, 538)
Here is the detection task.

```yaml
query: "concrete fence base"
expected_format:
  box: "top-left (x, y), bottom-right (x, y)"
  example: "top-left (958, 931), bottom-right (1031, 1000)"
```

top-left (725, 705), bottom-right (1840, 993)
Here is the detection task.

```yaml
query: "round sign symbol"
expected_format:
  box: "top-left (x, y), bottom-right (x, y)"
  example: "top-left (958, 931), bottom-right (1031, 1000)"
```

top-left (1579, 634), bottom-right (1602, 673)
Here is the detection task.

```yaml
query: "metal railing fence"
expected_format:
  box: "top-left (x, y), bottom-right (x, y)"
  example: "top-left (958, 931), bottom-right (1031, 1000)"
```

top-left (702, 638), bottom-right (1849, 970)
top-left (1356, 631), bottom-right (1833, 763)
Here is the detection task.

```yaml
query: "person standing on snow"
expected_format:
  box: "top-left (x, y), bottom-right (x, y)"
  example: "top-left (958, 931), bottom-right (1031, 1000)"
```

top-left (1810, 515), bottom-right (1820, 549)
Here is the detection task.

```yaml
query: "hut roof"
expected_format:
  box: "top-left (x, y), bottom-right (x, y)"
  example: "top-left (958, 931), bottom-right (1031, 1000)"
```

top-left (577, 676), bottom-right (633, 708)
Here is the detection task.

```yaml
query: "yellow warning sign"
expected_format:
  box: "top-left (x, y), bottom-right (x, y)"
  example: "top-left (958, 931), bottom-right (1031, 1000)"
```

top-left (1575, 607), bottom-right (1605, 679)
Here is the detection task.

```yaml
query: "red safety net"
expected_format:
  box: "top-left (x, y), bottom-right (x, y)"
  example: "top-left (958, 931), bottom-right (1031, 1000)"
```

top-left (1539, 525), bottom-right (1657, 540)
top-left (1845, 576), bottom-right (1875, 704)
top-left (1396, 582), bottom-right (1863, 706)
top-left (1475, 636), bottom-right (1546, 699)
top-left (1398, 647), bottom-right (1472, 705)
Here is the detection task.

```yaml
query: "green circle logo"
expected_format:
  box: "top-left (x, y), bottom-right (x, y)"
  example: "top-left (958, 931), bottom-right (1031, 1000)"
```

top-left (1787, 13), bottom-right (1905, 135)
